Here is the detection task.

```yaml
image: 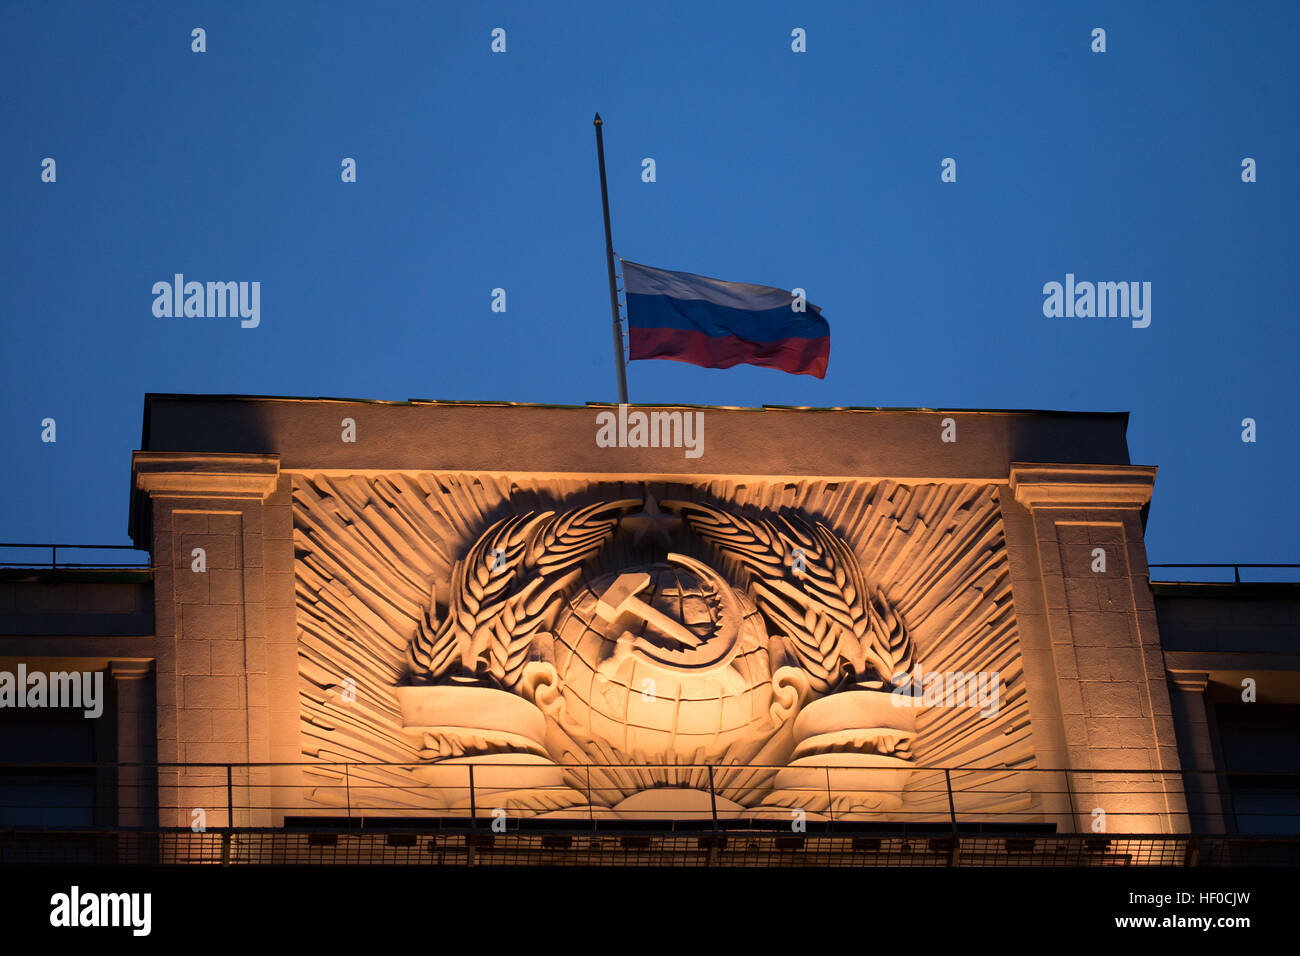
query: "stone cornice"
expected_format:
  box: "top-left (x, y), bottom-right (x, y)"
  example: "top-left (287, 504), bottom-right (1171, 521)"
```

top-left (138, 396), bottom-right (1134, 481)
top-left (1009, 462), bottom-right (1157, 510)
top-left (132, 452), bottom-right (280, 499)
top-left (129, 452), bottom-right (280, 548)
top-left (109, 660), bottom-right (154, 681)
top-left (1165, 670), bottom-right (1211, 693)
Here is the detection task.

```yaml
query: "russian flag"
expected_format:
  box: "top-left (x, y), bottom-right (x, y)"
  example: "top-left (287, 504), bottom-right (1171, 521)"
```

top-left (622, 260), bottom-right (830, 379)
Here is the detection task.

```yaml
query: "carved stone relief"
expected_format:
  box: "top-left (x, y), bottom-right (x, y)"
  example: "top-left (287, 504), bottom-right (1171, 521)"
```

top-left (294, 476), bottom-right (1036, 821)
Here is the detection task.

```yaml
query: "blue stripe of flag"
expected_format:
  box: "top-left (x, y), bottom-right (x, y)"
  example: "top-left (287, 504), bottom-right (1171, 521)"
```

top-left (626, 292), bottom-right (829, 342)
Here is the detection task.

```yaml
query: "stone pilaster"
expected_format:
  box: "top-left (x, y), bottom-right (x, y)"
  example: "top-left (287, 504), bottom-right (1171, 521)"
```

top-left (133, 452), bottom-right (279, 828)
top-left (998, 489), bottom-right (1074, 830)
top-left (261, 472), bottom-right (299, 827)
top-left (109, 660), bottom-right (155, 827)
top-left (1010, 463), bottom-right (1188, 834)
top-left (1166, 671), bottom-right (1228, 834)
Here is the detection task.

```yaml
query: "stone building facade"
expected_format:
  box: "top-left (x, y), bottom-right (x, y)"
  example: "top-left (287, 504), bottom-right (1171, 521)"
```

top-left (1, 394), bottom-right (1297, 847)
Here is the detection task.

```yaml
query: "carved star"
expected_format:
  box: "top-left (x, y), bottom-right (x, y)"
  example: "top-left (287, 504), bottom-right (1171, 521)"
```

top-left (620, 494), bottom-right (682, 550)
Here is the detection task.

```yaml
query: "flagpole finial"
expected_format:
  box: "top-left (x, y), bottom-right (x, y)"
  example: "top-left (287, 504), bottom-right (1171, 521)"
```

top-left (593, 112), bottom-right (602, 125)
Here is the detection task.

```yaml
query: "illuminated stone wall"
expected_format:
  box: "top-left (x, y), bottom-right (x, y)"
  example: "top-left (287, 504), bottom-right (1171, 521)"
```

top-left (127, 397), bottom-right (1186, 832)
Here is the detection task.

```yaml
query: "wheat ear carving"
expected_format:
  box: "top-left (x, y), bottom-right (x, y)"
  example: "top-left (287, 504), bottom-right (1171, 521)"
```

top-left (407, 499), bottom-right (638, 689)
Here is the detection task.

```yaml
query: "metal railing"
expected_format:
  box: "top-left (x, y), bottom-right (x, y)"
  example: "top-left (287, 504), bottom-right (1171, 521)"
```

top-left (2, 545), bottom-right (1292, 582)
top-left (3, 761), bottom-right (1296, 827)
top-left (1148, 563), bottom-right (1300, 583)
top-left (0, 542), bottom-right (150, 570)
top-left (8, 829), bottom-right (1295, 867)
top-left (2, 760), bottom-right (1298, 865)
top-left (0, 764), bottom-right (1294, 858)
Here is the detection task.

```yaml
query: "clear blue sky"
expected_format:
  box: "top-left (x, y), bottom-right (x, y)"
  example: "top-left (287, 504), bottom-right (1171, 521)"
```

top-left (1, 1), bottom-right (1296, 576)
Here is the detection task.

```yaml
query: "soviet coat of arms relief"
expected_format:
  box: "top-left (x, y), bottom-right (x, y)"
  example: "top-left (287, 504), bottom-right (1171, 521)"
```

top-left (293, 474), bottom-right (1033, 823)
top-left (395, 490), bottom-right (925, 820)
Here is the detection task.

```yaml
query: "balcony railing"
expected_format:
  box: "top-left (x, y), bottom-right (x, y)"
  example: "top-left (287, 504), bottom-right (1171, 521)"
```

top-left (0, 542), bottom-right (150, 570)
top-left (3, 544), bottom-right (1293, 581)
top-left (1, 761), bottom-right (1297, 866)
top-left (1148, 563), bottom-right (1300, 583)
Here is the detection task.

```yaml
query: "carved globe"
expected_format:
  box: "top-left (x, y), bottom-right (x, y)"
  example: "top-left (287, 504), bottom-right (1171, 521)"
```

top-left (551, 561), bottom-right (775, 763)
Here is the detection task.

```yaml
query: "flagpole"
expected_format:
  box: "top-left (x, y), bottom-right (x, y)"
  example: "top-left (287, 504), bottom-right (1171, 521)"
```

top-left (594, 112), bottom-right (630, 404)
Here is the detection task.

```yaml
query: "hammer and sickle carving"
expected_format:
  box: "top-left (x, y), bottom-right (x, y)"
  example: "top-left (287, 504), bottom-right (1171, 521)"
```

top-left (593, 553), bottom-right (745, 693)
